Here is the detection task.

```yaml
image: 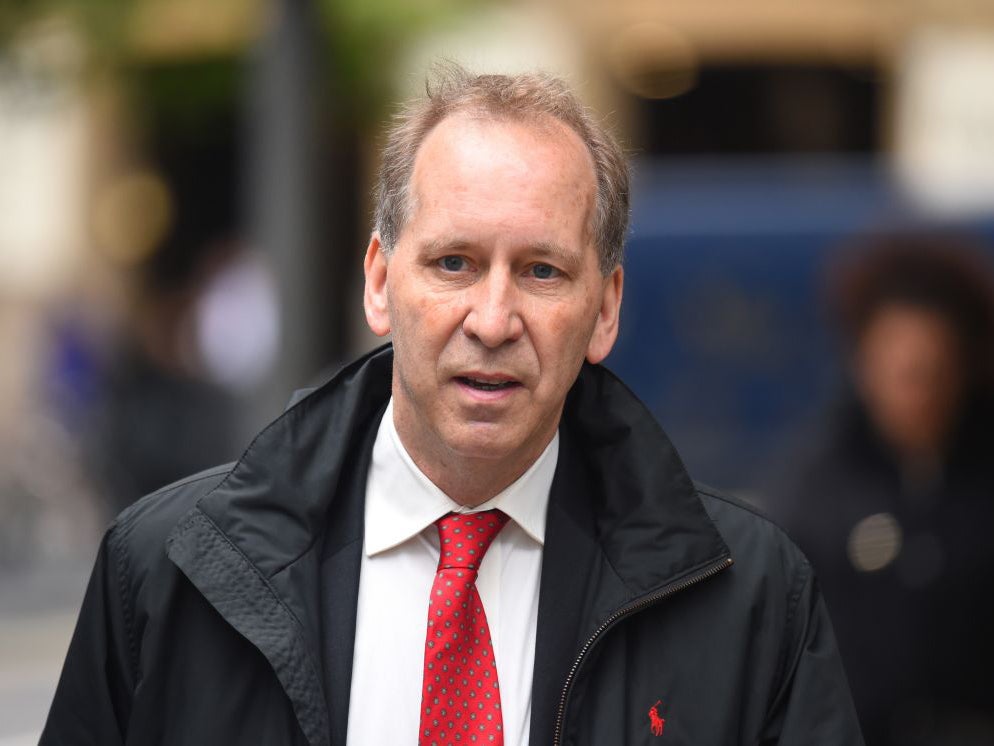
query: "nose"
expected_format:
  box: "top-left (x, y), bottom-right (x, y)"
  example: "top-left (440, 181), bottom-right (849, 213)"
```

top-left (461, 270), bottom-right (524, 348)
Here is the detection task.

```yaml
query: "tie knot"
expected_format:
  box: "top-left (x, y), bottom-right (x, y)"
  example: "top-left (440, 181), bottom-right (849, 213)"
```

top-left (435, 509), bottom-right (509, 571)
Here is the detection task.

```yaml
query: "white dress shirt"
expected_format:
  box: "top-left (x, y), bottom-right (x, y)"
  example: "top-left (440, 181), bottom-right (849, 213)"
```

top-left (345, 399), bottom-right (557, 746)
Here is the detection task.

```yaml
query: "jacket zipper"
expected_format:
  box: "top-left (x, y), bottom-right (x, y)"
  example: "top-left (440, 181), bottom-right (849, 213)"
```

top-left (551, 556), bottom-right (734, 746)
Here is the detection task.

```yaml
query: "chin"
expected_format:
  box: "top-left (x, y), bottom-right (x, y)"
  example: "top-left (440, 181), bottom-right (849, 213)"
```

top-left (444, 424), bottom-right (523, 462)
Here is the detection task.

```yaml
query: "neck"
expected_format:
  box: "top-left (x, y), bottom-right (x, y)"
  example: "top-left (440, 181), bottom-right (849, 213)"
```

top-left (417, 455), bottom-right (533, 507)
top-left (391, 403), bottom-right (556, 508)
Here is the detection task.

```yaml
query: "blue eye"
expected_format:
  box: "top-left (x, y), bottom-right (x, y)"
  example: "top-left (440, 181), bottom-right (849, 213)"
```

top-left (531, 264), bottom-right (558, 279)
top-left (440, 256), bottom-right (466, 272)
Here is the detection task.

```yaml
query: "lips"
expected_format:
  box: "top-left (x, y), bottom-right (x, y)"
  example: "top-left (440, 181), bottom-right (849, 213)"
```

top-left (454, 373), bottom-right (522, 392)
top-left (458, 377), bottom-right (519, 391)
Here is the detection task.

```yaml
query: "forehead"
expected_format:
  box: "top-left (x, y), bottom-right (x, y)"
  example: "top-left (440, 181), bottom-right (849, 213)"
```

top-left (405, 112), bottom-right (597, 241)
top-left (866, 303), bottom-right (958, 337)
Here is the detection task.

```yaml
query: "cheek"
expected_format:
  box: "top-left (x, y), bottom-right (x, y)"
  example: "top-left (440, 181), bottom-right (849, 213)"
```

top-left (535, 302), bottom-right (599, 370)
top-left (389, 284), bottom-right (466, 348)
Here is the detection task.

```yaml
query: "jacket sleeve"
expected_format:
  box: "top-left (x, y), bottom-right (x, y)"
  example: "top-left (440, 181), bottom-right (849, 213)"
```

top-left (760, 558), bottom-right (865, 745)
top-left (40, 526), bottom-right (136, 745)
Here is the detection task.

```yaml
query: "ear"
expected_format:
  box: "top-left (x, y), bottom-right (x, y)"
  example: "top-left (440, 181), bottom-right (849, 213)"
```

top-left (363, 232), bottom-right (391, 337)
top-left (586, 266), bottom-right (623, 364)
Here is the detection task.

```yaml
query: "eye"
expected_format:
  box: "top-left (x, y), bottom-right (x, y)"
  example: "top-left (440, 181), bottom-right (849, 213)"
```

top-left (529, 263), bottom-right (560, 280)
top-left (439, 255), bottom-right (467, 272)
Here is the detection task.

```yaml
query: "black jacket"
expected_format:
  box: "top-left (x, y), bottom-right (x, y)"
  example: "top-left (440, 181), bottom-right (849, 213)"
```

top-left (43, 346), bottom-right (862, 745)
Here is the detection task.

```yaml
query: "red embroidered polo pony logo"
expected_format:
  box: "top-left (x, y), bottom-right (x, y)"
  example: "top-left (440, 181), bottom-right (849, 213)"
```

top-left (648, 700), bottom-right (666, 737)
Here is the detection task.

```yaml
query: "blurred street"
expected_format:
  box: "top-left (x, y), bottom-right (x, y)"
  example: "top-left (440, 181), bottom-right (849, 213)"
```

top-left (0, 562), bottom-right (88, 744)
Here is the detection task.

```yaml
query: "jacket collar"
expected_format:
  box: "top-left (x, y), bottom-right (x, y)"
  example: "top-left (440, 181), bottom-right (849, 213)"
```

top-left (166, 344), bottom-right (731, 746)
top-left (560, 360), bottom-right (730, 596)
top-left (166, 347), bottom-right (392, 746)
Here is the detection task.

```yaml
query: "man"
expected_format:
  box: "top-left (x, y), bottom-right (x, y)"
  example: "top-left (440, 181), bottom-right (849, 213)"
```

top-left (43, 68), bottom-right (862, 745)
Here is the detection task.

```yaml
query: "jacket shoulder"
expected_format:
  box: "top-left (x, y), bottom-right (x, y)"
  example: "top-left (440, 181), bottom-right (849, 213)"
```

top-left (109, 463), bottom-right (235, 576)
top-left (694, 483), bottom-right (862, 743)
top-left (695, 482), bottom-right (813, 586)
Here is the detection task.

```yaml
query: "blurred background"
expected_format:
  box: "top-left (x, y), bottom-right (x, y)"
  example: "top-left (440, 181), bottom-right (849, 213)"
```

top-left (1, 0), bottom-right (993, 743)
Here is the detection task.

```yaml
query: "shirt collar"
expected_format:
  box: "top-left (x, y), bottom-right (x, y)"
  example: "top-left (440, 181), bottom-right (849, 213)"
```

top-left (364, 398), bottom-right (557, 556)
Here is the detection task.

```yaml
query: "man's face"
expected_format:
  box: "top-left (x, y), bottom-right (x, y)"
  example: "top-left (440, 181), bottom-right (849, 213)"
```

top-left (364, 112), bottom-right (623, 475)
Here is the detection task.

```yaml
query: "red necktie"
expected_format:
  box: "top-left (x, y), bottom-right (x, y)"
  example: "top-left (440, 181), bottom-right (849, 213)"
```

top-left (420, 510), bottom-right (509, 746)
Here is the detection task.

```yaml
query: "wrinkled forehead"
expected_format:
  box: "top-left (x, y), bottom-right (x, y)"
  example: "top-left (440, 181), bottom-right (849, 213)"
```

top-left (406, 110), bottom-right (598, 227)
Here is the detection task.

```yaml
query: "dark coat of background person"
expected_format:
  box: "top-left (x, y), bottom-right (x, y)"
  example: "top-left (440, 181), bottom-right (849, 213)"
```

top-left (770, 397), bottom-right (994, 746)
top-left (42, 346), bottom-right (863, 745)
top-left (767, 236), bottom-right (994, 746)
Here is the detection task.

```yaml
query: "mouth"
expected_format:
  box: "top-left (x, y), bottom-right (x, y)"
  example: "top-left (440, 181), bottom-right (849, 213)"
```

top-left (455, 375), bottom-right (522, 392)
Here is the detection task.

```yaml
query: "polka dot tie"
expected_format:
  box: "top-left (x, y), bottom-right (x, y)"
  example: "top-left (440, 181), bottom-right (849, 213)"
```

top-left (420, 510), bottom-right (509, 746)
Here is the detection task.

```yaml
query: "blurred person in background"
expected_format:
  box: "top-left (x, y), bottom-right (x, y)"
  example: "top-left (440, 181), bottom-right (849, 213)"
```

top-left (43, 66), bottom-right (862, 745)
top-left (768, 235), bottom-right (994, 746)
top-left (86, 134), bottom-right (244, 517)
top-left (89, 248), bottom-right (240, 515)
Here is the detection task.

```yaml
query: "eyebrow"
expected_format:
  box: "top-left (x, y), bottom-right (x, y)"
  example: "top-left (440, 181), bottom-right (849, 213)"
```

top-left (417, 238), bottom-right (471, 257)
top-left (530, 241), bottom-right (583, 273)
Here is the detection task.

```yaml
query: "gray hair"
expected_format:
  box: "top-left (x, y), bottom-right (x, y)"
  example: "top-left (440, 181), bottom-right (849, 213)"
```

top-left (373, 64), bottom-right (629, 274)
